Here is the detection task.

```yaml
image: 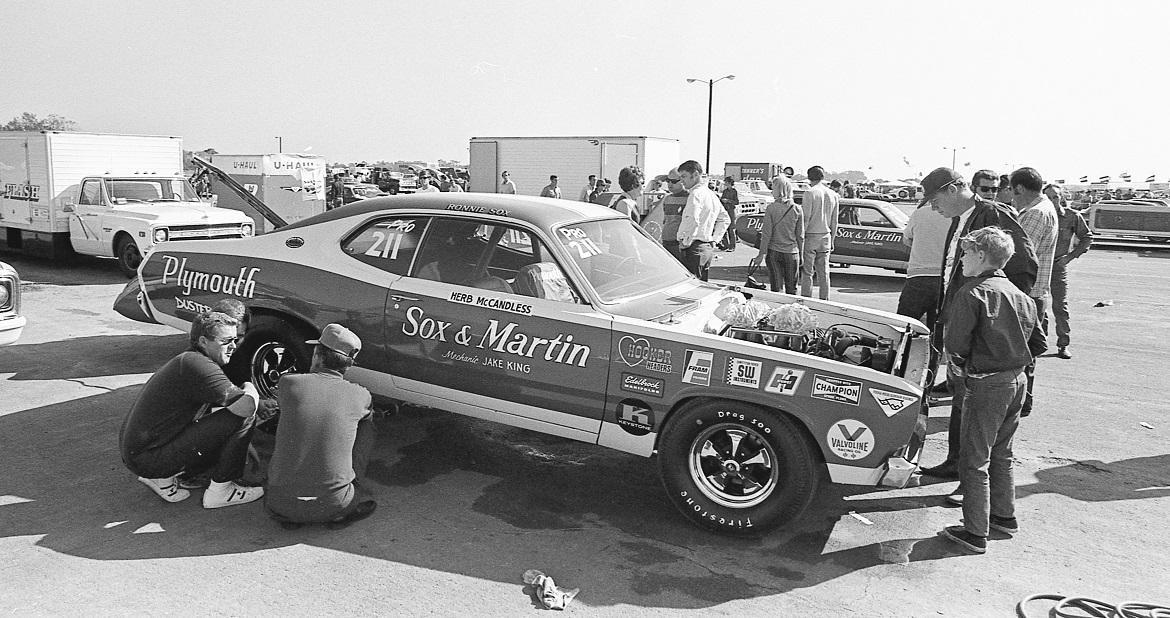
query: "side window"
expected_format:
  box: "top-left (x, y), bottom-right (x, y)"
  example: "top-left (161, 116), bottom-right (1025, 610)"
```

top-left (342, 217), bottom-right (426, 275)
top-left (838, 205), bottom-right (860, 225)
top-left (855, 206), bottom-right (896, 228)
top-left (79, 180), bottom-right (102, 205)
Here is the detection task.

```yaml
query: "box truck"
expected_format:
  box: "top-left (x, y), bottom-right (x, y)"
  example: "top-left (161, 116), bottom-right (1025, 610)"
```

top-left (724, 162), bottom-right (783, 182)
top-left (468, 136), bottom-right (681, 200)
top-left (206, 153), bottom-right (327, 233)
top-left (0, 132), bottom-right (255, 275)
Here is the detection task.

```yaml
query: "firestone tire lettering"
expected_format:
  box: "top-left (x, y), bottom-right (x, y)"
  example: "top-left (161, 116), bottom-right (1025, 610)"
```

top-left (659, 400), bottom-right (818, 537)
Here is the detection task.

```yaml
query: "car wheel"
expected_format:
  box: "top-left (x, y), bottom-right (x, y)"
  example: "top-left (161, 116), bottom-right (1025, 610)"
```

top-left (116, 236), bottom-right (142, 278)
top-left (227, 315), bottom-right (314, 417)
top-left (658, 399), bottom-right (819, 537)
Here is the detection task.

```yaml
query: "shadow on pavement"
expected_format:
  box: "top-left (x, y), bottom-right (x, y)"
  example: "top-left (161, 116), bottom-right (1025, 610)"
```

top-left (0, 334), bottom-right (186, 380)
top-left (0, 252), bottom-right (127, 286)
top-left (1017, 454), bottom-right (1170, 502)
top-left (5, 386), bottom-right (1068, 609)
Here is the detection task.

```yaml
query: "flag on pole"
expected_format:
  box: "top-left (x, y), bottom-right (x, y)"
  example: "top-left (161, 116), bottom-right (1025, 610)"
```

top-left (1147, 174), bottom-right (1157, 182)
top-left (1054, 179), bottom-right (1065, 184)
top-left (1079, 176), bottom-right (1088, 183)
top-left (903, 156), bottom-right (911, 166)
top-left (1098, 175), bottom-right (1111, 183)
top-left (1119, 172), bottom-right (1131, 181)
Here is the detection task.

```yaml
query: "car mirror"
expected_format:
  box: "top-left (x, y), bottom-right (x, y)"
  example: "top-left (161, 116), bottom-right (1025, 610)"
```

top-left (62, 197), bottom-right (75, 212)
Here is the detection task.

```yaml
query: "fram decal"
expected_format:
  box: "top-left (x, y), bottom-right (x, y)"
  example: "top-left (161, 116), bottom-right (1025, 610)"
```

top-left (811, 375), bottom-right (862, 405)
top-left (826, 419), bottom-right (874, 460)
top-left (726, 358), bottom-right (762, 389)
top-left (682, 350), bottom-right (713, 386)
top-left (764, 367), bottom-right (805, 395)
top-left (869, 388), bottom-right (919, 417)
top-left (616, 400), bottom-right (655, 435)
top-left (617, 336), bottom-right (672, 374)
top-left (448, 291), bottom-right (533, 316)
top-left (161, 256), bottom-right (260, 298)
top-left (403, 306), bottom-right (590, 367)
top-left (620, 373), bottom-right (664, 398)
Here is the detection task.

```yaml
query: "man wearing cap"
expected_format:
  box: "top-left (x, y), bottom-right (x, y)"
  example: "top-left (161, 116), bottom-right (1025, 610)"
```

top-left (918, 167), bottom-right (1038, 483)
top-left (676, 160), bottom-right (731, 281)
top-left (265, 324), bottom-right (377, 530)
top-left (718, 176), bottom-right (739, 252)
top-left (540, 175), bottom-right (562, 199)
top-left (799, 166), bottom-right (840, 299)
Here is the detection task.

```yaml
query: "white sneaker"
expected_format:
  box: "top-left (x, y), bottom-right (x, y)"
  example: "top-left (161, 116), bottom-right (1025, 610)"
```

top-left (203, 481), bottom-right (264, 509)
top-left (138, 476), bottom-right (191, 503)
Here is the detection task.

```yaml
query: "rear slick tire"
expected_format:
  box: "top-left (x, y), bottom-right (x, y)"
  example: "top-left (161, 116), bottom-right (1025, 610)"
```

top-left (658, 399), bottom-right (819, 537)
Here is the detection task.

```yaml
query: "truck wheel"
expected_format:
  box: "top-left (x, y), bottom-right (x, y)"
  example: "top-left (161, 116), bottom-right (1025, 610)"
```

top-left (227, 315), bottom-right (314, 419)
top-left (658, 400), bottom-right (819, 537)
top-left (116, 236), bottom-right (142, 277)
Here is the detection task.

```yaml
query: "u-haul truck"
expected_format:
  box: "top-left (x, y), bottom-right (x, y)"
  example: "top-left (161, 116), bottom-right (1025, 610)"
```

top-left (0, 131), bottom-right (254, 276)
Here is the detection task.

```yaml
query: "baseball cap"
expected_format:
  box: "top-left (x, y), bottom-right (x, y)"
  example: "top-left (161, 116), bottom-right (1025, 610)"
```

top-left (919, 167), bottom-right (963, 206)
top-left (307, 323), bottom-right (361, 358)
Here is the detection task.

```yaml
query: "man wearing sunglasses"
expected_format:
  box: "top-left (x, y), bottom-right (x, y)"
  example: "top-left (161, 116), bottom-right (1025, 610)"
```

top-left (119, 311), bottom-right (264, 508)
top-left (918, 167), bottom-right (1039, 483)
top-left (657, 168), bottom-right (689, 264)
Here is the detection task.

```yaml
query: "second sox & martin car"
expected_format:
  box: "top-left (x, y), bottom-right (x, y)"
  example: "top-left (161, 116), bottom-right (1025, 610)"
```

top-left (114, 192), bottom-right (931, 536)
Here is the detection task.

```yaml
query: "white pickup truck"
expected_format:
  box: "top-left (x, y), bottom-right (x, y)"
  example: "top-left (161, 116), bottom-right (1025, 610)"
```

top-left (0, 132), bottom-right (255, 276)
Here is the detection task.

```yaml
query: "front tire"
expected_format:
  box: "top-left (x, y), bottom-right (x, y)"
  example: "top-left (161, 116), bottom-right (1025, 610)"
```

top-left (116, 236), bottom-right (142, 278)
top-left (658, 399), bottom-right (819, 537)
top-left (227, 315), bottom-right (314, 418)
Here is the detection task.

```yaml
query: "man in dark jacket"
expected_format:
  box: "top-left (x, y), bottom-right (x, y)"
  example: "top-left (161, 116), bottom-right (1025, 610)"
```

top-left (918, 167), bottom-right (1038, 483)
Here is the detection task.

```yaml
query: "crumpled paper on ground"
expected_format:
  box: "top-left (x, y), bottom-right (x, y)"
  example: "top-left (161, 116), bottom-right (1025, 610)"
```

top-left (523, 569), bottom-right (579, 610)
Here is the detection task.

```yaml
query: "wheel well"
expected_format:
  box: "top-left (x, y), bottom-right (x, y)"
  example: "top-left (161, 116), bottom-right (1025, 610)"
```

top-left (248, 307), bottom-right (319, 340)
top-left (656, 396), bottom-right (825, 464)
top-left (112, 231), bottom-right (135, 253)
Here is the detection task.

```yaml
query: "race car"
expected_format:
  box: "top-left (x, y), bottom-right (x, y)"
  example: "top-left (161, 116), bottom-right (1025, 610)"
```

top-left (735, 198), bottom-right (911, 273)
top-left (113, 193), bottom-right (931, 536)
top-left (0, 260), bottom-right (25, 345)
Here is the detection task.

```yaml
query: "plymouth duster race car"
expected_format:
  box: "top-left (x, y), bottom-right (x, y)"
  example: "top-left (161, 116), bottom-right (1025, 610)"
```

top-left (735, 198), bottom-right (911, 273)
top-left (114, 193), bottom-right (931, 536)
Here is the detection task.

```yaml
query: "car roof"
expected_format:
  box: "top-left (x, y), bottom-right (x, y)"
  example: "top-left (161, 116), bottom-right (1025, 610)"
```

top-left (282, 192), bottom-right (626, 232)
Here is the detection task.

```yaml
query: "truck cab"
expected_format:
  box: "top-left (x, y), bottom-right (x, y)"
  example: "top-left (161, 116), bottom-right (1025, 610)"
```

top-left (64, 174), bottom-right (255, 275)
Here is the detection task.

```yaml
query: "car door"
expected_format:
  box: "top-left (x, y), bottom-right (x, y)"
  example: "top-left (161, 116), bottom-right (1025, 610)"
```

top-left (835, 203), bottom-right (906, 264)
top-left (385, 216), bottom-right (613, 440)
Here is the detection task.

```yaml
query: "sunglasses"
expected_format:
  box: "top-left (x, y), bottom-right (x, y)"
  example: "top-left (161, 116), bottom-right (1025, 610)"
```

top-left (215, 336), bottom-right (239, 346)
top-left (667, 178), bottom-right (682, 183)
top-left (975, 185), bottom-right (997, 193)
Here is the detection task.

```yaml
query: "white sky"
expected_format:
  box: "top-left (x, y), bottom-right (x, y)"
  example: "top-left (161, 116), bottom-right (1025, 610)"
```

top-left (3, 0), bottom-right (1168, 183)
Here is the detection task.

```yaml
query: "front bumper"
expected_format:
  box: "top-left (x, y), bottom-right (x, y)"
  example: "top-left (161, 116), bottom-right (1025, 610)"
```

top-left (0, 316), bottom-right (27, 345)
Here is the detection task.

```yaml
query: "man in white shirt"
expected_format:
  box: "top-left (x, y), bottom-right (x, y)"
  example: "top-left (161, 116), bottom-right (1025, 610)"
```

top-left (540, 175), bottom-right (562, 199)
top-left (499, 171), bottom-right (516, 194)
top-left (799, 166), bottom-right (840, 299)
top-left (676, 160), bottom-right (730, 281)
top-left (578, 175), bottom-right (597, 202)
top-left (416, 173), bottom-right (440, 194)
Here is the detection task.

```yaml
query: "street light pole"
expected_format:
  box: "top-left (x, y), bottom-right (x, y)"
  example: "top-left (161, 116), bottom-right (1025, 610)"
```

top-left (945, 146), bottom-right (965, 169)
top-left (276, 136), bottom-right (282, 153)
top-left (687, 75), bottom-right (735, 173)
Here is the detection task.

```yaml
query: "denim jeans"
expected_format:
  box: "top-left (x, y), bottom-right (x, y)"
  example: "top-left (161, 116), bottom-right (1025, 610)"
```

top-left (765, 250), bottom-right (800, 294)
top-left (682, 241), bottom-right (714, 281)
top-left (1050, 260), bottom-right (1071, 348)
top-left (128, 408), bottom-right (256, 483)
top-left (800, 234), bottom-right (832, 299)
top-left (959, 367), bottom-right (1026, 537)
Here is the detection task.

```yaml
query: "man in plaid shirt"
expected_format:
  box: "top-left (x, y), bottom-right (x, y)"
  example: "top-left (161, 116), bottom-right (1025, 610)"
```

top-left (1008, 168), bottom-right (1057, 417)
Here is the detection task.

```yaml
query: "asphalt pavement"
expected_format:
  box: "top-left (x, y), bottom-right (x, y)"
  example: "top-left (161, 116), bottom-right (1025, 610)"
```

top-left (2, 242), bottom-right (1168, 617)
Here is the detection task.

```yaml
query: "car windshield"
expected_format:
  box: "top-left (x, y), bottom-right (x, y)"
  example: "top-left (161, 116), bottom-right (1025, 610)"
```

top-left (107, 178), bottom-right (200, 203)
top-left (552, 218), bottom-right (692, 303)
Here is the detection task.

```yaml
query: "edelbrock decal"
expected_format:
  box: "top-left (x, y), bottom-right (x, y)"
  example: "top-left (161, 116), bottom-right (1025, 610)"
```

top-left (682, 350), bottom-right (713, 386)
top-left (826, 419), bottom-right (874, 460)
top-left (811, 374), bottom-right (862, 405)
top-left (869, 388), bottom-right (918, 417)
top-left (620, 373), bottom-right (664, 398)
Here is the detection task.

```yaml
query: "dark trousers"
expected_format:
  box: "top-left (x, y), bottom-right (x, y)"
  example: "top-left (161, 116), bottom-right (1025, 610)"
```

top-left (765, 250), bottom-right (799, 294)
top-left (682, 241), bottom-right (714, 281)
top-left (896, 276), bottom-right (941, 331)
top-left (662, 240), bottom-right (684, 265)
top-left (1022, 295), bottom-right (1048, 415)
top-left (721, 207), bottom-right (737, 249)
top-left (128, 408), bottom-right (256, 483)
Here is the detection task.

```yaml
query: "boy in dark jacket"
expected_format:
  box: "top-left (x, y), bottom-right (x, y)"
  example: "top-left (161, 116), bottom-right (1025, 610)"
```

top-left (939, 226), bottom-right (1046, 554)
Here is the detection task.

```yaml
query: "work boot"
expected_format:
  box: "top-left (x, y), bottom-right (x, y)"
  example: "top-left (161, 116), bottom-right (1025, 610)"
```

top-left (1057, 347), bottom-right (1071, 359)
top-left (921, 460), bottom-right (959, 480)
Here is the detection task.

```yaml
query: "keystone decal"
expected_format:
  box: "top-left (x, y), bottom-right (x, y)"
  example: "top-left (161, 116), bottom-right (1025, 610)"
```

top-left (617, 336), bottom-right (672, 374)
top-left (811, 374), bottom-right (862, 405)
top-left (402, 306), bottom-right (590, 367)
top-left (826, 419), bottom-right (874, 460)
top-left (161, 256), bottom-right (260, 299)
top-left (682, 350), bottom-right (713, 386)
top-left (869, 388), bottom-right (919, 417)
top-left (726, 358), bottom-right (762, 389)
top-left (620, 373), bottom-right (664, 398)
top-left (616, 400), bottom-right (655, 435)
top-left (764, 367), bottom-right (805, 396)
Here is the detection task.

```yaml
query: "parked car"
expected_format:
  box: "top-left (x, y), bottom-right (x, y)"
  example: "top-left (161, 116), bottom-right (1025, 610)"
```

top-left (731, 182), bottom-right (769, 217)
top-left (0, 261), bottom-right (25, 345)
top-left (342, 183), bottom-right (388, 204)
top-left (735, 198), bottom-right (910, 272)
top-left (113, 193), bottom-right (930, 536)
top-left (1089, 199), bottom-right (1170, 242)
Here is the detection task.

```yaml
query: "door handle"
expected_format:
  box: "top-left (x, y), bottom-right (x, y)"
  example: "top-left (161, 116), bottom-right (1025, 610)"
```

top-left (390, 294), bottom-right (419, 302)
